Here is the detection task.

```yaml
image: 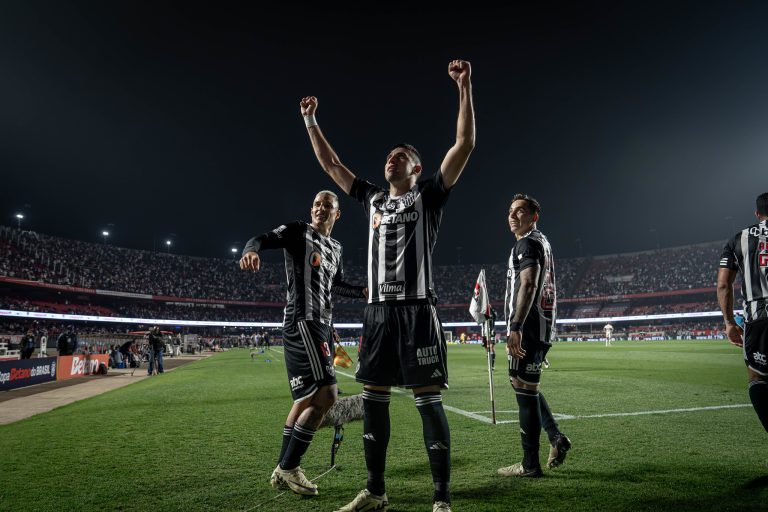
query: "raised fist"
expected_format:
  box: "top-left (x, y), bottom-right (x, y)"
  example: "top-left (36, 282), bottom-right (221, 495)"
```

top-left (300, 96), bottom-right (318, 116)
top-left (448, 60), bottom-right (471, 85)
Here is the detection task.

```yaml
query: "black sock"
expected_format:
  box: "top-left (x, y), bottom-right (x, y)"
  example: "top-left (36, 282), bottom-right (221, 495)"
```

top-left (280, 422), bottom-right (315, 470)
top-left (491, 352), bottom-right (496, 368)
top-left (415, 391), bottom-right (451, 504)
top-left (363, 389), bottom-right (390, 496)
top-left (278, 425), bottom-right (293, 465)
top-left (514, 386), bottom-right (541, 468)
top-left (749, 380), bottom-right (768, 432)
top-left (539, 392), bottom-right (560, 444)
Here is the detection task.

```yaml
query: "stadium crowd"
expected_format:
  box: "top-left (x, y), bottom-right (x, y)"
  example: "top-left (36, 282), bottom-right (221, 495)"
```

top-left (1, 226), bottom-right (731, 330)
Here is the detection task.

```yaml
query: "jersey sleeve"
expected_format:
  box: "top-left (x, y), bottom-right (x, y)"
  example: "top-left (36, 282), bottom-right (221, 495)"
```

top-left (242, 221), bottom-right (303, 255)
top-left (419, 172), bottom-right (452, 209)
top-left (719, 236), bottom-right (738, 270)
top-left (331, 247), bottom-right (366, 298)
top-left (516, 237), bottom-right (544, 272)
top-left (350, 178), bottom-right (383, 217)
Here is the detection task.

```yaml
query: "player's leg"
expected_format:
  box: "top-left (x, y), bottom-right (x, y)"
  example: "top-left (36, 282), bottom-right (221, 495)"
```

top-left (499, 344), bottom-right (545, 477)
top-left (403, 305), bottom-right (452, 508)
top-left (273, 321), bottom-right (337, 496)
top-left (745, 319), bottom-right (768, 432)
top-left (539, 392), bottom-right (571, 468)
top-left (335, 305), bottom-right (392, 512)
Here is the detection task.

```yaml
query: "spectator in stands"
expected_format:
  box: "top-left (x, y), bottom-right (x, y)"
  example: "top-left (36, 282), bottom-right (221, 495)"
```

top-left (20, 329), bottom-right (35, 359)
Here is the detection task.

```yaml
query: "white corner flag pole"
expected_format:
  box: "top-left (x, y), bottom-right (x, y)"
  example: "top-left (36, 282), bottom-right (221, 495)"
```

top-left (484, 319), bottom-right (497, 425)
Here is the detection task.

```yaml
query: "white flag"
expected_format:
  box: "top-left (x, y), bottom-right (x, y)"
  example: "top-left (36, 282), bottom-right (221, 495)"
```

top-left (469, 269), bottom-right (491, 324)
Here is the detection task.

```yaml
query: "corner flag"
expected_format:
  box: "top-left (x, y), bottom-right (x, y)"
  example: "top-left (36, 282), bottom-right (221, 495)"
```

top-left (334, 344), bottom-right (353, 368)
top-left (469, 268), bottom-right (491, 324)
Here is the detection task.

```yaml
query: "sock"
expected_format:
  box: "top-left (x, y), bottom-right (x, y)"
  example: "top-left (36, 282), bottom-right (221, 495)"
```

top-left (514, 386), bottom-right (542, 468)
top-left (278, 425), bottom-right (293, 465)
top-left (279, 422), bottom-right (315, 470)
top-left (491, 352), bottom-right (496, 368)
top-left (363, 389), bottom-right (391, 496)
top-left (415, 391), bottom-right (451, 504)
top-left (539, 392), bottom-right (560, 444)
top-left (749, 380), bottom-right (768, 432)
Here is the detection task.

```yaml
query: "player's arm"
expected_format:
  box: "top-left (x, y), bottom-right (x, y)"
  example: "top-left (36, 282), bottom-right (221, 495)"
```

top-left (300, 96), bottom-right (356, 194)
top-left (506, 264), bottom-right (541, 359)
top-left (717, 267), bottom-right (743, 347)
top-left (439, 60), bottom-right (476, 190)
top-left (240, 223), bottom-right (295, 272)
top-left (331, 250), bottom-right (367, 298)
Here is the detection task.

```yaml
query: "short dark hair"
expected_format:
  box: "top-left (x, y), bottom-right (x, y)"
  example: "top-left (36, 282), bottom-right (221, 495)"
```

top-left (390, 143), bottom-right (422, 165)
top-left (757, 192), bottom-right (768, 216)
top-left (511, 193), bottom-right (541, 216)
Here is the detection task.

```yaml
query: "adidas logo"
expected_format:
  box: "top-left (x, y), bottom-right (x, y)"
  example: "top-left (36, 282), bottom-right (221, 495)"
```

top-left (363, 433), bottom-right (376, 442)
top-left (431, 369), bottom-right (443, 378)
top-left (429, 442), bottom-right (448, 450)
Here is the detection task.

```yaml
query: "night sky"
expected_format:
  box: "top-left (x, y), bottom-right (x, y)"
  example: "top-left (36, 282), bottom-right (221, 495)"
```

top-left (2, 2), bottom-right (766, 265)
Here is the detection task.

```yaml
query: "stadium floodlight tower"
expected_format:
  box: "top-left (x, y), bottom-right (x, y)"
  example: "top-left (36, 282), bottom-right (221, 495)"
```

top-left (102, 230), bottom-right (110, 244)
top-left (165, 239), bottom-right (172, 253)
top-left (15, 213), bottom-right (24, 229)
top-left (231, 247), bottom-right (238, 260)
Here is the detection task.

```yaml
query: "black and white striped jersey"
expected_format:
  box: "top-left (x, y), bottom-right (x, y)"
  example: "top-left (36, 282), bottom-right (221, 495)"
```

top-left (350, 172), bottom-right (451, 303)
top-left (720, 220), bottom-right (768, 323)
top-left (243, 221), bottom-right (362, 325)
top-left (504, 229), bottom-right (557, 344)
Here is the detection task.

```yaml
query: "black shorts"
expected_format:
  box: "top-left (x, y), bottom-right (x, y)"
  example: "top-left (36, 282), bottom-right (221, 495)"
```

top-left (282, 320), bottom-right (337, 402)
top-left (357, 301), bottom-right (448, 388)
top-left (508, 338), bottom-right (551, 386)
top-left (745, 319), bottom-right (768, 376)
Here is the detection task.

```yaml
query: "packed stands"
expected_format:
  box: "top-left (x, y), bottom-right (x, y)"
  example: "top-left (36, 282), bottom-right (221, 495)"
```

top-left (1, 225), bottom-right (730, 336)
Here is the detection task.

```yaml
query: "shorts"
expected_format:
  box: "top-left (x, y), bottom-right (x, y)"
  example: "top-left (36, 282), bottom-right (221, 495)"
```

top-left (745, 318), bottom-right (768, 376)
top-left (282, 319), bottom-right (337, 402)
top-left (357, 301), bottom-right (448, 388)
top-left (508, 338), bottom-right (551, 386)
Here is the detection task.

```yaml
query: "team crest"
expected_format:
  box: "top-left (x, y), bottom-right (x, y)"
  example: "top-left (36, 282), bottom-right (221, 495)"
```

top-left (309, 251), bottom-right (322, 267)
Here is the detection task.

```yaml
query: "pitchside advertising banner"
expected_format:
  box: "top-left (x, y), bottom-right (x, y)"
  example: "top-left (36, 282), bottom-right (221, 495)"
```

top-left (57, 355), bottom-right (109, 380)
top-left (0, 356), bottom-right (58, 391)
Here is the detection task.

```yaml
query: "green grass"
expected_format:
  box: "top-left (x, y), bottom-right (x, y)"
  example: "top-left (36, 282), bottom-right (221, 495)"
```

top-left (1, 340), bottom-right (766, 511)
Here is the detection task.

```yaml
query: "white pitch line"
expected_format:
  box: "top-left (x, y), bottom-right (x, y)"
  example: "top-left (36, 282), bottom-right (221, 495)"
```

top-left (492, 403), bottom-right (752, 424)
top-left (334, 369), bottom-right (495, 424)
top-left (330, 365), bottom-right (752, 426)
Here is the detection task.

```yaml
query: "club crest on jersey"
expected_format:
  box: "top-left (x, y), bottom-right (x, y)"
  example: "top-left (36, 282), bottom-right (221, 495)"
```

top-left (384, 190), bottom-right (416, 211)
top-left (379, 281), bottom-right (405, 295)
top-left (309, 251), bottom-right (322, 267)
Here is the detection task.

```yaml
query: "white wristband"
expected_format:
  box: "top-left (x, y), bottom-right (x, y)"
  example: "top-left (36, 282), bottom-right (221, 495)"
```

top-left (304, 115), bottom-right (317, 128)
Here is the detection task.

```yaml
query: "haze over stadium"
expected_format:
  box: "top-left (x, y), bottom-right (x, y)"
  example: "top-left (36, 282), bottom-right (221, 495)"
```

top-left (2, 2), bottom-right (766, 263)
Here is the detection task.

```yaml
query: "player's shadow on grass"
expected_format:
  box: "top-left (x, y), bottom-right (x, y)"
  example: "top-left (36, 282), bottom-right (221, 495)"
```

top-left (743, 474), bottom-right (768, 490)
